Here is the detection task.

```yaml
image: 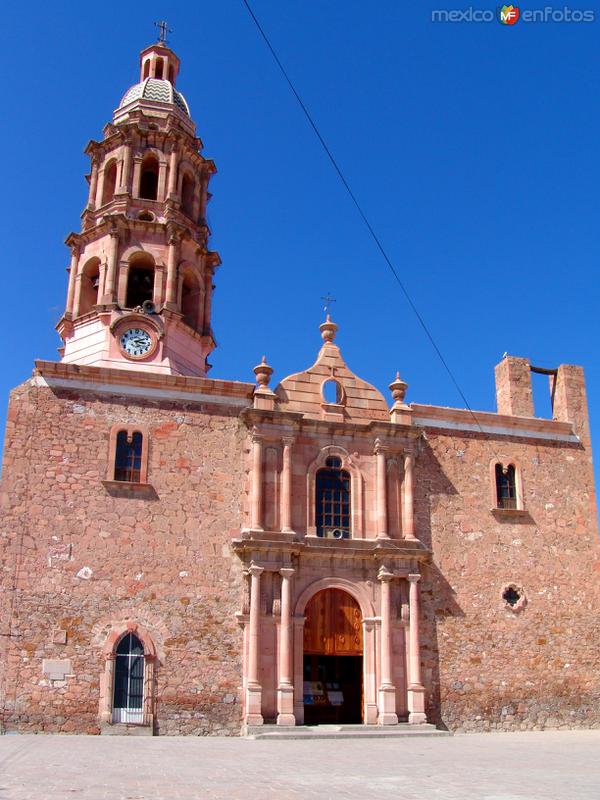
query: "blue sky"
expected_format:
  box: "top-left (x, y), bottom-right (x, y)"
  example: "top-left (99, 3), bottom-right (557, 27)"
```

top-left (1, 2), bottom-right (599, 496)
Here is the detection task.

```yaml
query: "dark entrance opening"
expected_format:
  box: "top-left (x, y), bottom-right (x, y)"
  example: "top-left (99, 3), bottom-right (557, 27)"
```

top-left (303, 588), bottom-right (363, 725)
top-left (303, 654), bottom-right (362, 724)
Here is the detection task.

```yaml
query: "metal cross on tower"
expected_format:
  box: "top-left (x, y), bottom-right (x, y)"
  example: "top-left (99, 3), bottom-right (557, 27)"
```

top-left (154, 20), bottom-right (172, 45)
top-left (321, 293), bottom-right (337, 315)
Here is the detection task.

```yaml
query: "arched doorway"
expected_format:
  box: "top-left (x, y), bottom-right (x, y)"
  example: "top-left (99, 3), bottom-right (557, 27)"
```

top-left (303, 588), bottom-right (363, 724)
top-left (112, 633), bottom-right (145, 724)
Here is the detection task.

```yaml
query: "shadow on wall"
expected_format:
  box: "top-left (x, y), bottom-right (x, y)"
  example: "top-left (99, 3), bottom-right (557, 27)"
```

top-left (414, 437), bottom-right (458, 552)
top-left (413, 436), bottom-right (463, 728)
top-left (421, 561), bottom-right (465, 729)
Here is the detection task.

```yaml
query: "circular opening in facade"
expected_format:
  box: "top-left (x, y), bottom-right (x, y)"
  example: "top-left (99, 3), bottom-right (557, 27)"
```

top-left (138, 210), bottom-right (155, 222)
top-left (502, 584), bottom-right (526, 612)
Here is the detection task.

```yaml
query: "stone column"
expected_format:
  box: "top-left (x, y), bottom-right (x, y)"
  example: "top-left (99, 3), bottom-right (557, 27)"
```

top-left (87, 159), bottom-right (99, 210)
top-left (95, 166), bottom-right (105, 209)
top-left (377, 567), bottom-right (398, 724)
top-left (165, 230), bottom-right (180, 308)
top-left (132, 155), bottom-right (142, 198)
top-left (407, 574), bottom-right (427, 724)
top-left (119, 143), bottom-right (132, 194)
top-left (250, 430), bottom-right (264, 532)
top-left (65, 245), bottom-right (80, 316)
top-left (402, 451), bottom-right (418, 541)
top-left (157, 160), bottom-right (168, 201)
top-left (277, 567), bottom-right (296, 726)
top-left (375, 439), bottom-right (389, 539)
top-left (168, 146), bottom-right (179, 198)
top-left (245, 563), bottom-right (264, 726)
top-left (101, 228), bottom-right (119, 304)
top-left (281, 437), bottom-right (293, 532)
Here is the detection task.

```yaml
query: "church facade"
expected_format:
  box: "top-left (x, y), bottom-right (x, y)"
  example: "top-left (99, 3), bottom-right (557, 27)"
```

top-left (1, 40), bottom-right (599, 736)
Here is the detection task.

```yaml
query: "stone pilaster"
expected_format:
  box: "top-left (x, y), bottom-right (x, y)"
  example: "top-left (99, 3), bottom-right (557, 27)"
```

top-left (245, 563), bottom-right (264, 726)
top-left (377, 566), bottom-right (398, 724)
top-left (277, 567), bottom-right (295, 726)
top-left (407, 573), bottom-right (427, 724)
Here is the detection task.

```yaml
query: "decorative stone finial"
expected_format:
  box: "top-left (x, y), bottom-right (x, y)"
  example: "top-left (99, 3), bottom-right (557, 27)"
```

top-left (253, 356), bottom-right (273, 387)
top-left (389, 372), bottom-right (408, 404)
top-left (319, 314), bottom-right (338, 344)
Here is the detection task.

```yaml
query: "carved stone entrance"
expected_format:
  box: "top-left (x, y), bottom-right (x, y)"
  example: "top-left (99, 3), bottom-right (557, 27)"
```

top-left (303, 588), bottom-right (363, 724)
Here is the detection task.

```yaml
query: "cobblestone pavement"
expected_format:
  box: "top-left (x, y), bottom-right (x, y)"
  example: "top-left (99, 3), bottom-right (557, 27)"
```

top-left (0, 730), bottom-right (599, 800)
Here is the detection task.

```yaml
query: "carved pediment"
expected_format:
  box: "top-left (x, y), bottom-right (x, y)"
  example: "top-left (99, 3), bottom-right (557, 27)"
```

top-left (275, 317), bottom-right (389, 424)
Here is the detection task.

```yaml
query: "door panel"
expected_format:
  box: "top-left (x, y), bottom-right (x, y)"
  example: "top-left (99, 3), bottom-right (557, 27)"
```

top-left (304, 589), bottom-right (363, 655)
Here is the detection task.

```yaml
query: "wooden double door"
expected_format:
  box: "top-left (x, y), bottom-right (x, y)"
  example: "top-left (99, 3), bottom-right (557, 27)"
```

top-left (303, 589), bottom-right (363, 724)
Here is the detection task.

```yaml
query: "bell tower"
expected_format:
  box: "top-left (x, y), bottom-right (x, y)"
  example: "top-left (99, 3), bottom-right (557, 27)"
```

top-left (57, 35), bottom-right (219, 376)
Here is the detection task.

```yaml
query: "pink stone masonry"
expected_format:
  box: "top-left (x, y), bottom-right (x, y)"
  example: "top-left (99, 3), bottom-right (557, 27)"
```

top-left (1, 39), bottom-right (599, 737)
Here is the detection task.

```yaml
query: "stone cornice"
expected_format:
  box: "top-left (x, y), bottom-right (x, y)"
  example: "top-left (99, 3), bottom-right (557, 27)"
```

top-left (33, 360), bottom-right (255, 406)
top-left (232, 531), bottom-right (431, 563)
top-left (240, 406), bottom-right (418, 441)
top-left (411, 403), bottom-right (578, 443)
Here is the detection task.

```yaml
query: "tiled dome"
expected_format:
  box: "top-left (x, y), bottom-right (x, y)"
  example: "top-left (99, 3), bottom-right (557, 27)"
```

top-left (119, 78), bottom-right (190, 116)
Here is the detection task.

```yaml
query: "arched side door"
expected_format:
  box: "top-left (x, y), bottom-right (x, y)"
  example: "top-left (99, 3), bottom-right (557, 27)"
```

top-left (113, 633), bottom-right (145, 724)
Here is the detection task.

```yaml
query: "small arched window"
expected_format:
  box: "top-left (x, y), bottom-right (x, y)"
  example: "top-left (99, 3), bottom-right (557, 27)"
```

top-left (101, 161), bottom-right (118, 206)
top-left (495, 463), bottom-right (517, 509)
top-left (322, 379), bottom-right (344, 405)
top-left (316, 456), bottom-right (351, 538)
top-left (139, 156), bottom-right (159, 200)
top-left (114, 431), bottom-right (143, 483)
top-left (113, 633), bottom-right (145, 724)
top-left (181, 174), bottom-right (195, 218)
top-left (143, 59), bottom-right (150, 79)
top-left (155, 58), bottom-right (164, 79)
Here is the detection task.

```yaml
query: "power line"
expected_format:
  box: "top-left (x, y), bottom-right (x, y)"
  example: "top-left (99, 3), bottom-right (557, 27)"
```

top-left (240, 0), bottom-right (532, 510)
top-left (241, 0), bottom-right (477, 416)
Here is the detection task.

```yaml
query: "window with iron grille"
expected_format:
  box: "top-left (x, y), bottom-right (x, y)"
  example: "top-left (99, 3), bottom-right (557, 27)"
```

top-left (316, 456), bottom-right (351, 537)
top-left (114, 430), bottom-right (143, 483)
top-left (495, 463), bottom-right (517, 509)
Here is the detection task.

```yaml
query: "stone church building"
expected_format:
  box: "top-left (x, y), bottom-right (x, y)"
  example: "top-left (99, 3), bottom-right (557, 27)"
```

top-left (1, 40), bottom-right (599, 736)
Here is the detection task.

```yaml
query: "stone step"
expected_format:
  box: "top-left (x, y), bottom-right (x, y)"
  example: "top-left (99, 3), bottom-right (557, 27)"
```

top-left (100, 722), bottom-right (154, 736)
top-left (245, 723), bottom-right (451, 740)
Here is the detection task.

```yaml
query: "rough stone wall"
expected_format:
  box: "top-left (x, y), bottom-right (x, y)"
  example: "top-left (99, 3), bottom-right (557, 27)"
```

top-left (0, 377), bottom-right (247, 735)
top-left (415, 426), bottom-right (600, 732)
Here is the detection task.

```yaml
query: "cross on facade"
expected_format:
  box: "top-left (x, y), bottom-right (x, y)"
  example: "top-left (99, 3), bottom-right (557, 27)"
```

top-left (154, 20), bottom-right (172, 45)
top-left (321, 293), bottom-right (336, 315)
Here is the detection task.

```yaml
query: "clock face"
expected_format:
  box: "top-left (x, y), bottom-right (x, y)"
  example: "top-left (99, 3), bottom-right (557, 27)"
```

top-left (119, 328), bottom-right (153, 358)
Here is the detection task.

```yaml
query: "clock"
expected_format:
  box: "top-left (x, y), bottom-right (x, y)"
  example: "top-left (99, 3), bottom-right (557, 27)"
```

top-left (119, 327), bottom-right (154, 358)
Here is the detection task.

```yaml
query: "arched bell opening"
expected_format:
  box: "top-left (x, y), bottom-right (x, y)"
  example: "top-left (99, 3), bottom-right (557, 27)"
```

top-left (77, 257), bottom-right (101, 316)
top-left (139, 155), bottom-right (159, 201)
top-left (126, 254), bottom-right (155, 309)
top-left (101, 160), bottom-right (118, 206)
top-left (180, 269), bottom-right (201, 330)
top-left (181, 173), bottom-right (195, 219)
top-left (303, 588), bottom-right (363, 724)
